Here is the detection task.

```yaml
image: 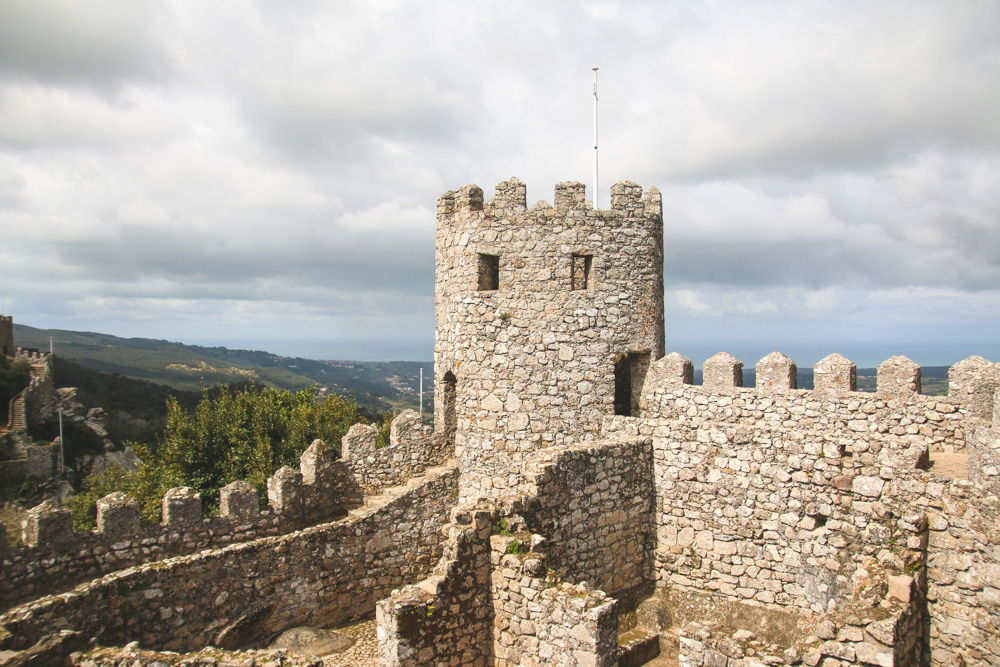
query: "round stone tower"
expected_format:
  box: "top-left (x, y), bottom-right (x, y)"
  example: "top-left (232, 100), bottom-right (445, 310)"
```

top-left (434, 177), bottom-right (664, 498)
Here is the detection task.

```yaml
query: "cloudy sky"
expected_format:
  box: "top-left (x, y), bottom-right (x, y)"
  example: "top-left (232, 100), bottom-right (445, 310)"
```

top-left (1, 1), bottom-right (998, 364)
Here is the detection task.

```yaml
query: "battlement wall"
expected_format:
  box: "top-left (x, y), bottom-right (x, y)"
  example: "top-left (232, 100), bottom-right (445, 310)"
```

top-left (0, 464), bottom-right (459, 653)
top-left (17, 349), bottom-right (54, 425)
top-left (599, 351), bottom-right (980, 618)
top-left (643, 351), bottom-right (978, 452)
top-left (377, 478), bottom-right (627, 666)
top-left (0, 410), bottom-right (450, 611)
top-left (341, 409), bottom-right (451, 492)
top-left (435, 178), bottom-right (664, 500)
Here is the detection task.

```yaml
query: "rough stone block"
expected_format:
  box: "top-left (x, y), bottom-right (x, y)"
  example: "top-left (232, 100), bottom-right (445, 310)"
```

top-left (162, 487), bottom-right (202, 527)
top-left (853, 476), bottom-right (885, 498)
top-left (888, 574), bottom-right (915, 603)
top-left (268, 466), bottom-right (303, 516)
top-left (300, 439), bottom-right (333, 485)
top-left (554, 181), bottom-right (587, 210)
top-left (22, 500), bottom-right (73, 547)
top-left (610, 180), bottom-right (643, 211)
top-left (220, 480), bottom-right (259, 520)
top-left (390, 409), bottom-right (426, 449)
top-left (756, 351), bottom-right (797, 390)
top-left (814, 353), bottom-right (856, 394)
top-left (341, 422), bottom-right (377, 459)
top-left (877, 356), bottom-right (921, 398)
top-left (948, 355), bottom-right (999, 421)
top-left (703, 352), bottom-right (743, 390)
top-left (96, 492), bottom-right (140, 540)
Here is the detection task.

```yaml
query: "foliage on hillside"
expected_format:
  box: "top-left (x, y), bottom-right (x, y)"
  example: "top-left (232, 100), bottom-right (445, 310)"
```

top-left (51, 356), bottom-right (201, 445)
top-left (67, 382), bottom-right (378, 529)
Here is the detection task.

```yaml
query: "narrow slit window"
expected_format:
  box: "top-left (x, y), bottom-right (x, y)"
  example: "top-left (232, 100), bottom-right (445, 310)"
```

top-left (571, 254), bottom-right (592, 290)
top-left (477, 253), bottom-right (500, 291)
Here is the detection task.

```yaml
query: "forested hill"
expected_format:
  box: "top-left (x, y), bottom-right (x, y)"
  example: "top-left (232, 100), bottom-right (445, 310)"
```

top-left (13, 324), bottom-right (432, 413)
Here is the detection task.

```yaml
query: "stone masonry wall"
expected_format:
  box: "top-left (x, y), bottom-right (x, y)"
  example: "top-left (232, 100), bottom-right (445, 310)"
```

top-left (519, 437), bottom-right (655, 607)
top-left (0, 410), bottom-right (450, 612)
top-left (377, 502), bottom-right (496, 666)
top-left (434, 178), bottom-right (664, 499)
top-left (604, 352), bottom-right (953, 617)
top-left (0, 438), bottom-right (360, 612)
top-left (676, 591), bottom-right (925, 667)
top-left (377, 496), bottom-right (620, 667)
top-left (912, 469), bottom-right (1000, 664)
top-left (0, 464), bottom-right (459, 653)
top-left (18, 350), bottom-right (54, 425)
top-left (0, 315), bottom-right (13, 358)
top-left (342, 408), bottom-right (452, 492)
top-left (967, 391), bottom-right (1000, 489)
top-left (489, 533), bottom-right (619, 667)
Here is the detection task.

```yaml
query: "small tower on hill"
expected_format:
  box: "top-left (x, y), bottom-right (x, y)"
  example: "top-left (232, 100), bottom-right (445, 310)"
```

top-left (0, 315), bottom-right (14, 358)
top-left (434, 178), bottom-right (665, 498)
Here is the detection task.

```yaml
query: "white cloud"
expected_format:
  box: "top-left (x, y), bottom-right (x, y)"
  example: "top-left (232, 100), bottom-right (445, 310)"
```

top-left (1, 0), bottom-right (998, 358)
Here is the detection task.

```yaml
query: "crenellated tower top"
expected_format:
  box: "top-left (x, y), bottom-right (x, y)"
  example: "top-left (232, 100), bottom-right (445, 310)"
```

top-left (434, 178), bottom-right (664, 499)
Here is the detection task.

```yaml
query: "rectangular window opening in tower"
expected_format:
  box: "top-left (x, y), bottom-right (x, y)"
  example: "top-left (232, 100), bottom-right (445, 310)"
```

top-left (478, 254), bottom-right (500, 291)
top-left (571, 254), bottom-right (593, 291)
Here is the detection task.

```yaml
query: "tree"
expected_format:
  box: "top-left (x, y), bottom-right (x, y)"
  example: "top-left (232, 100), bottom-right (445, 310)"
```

top-left (68, 382), bottom-right (367, 527)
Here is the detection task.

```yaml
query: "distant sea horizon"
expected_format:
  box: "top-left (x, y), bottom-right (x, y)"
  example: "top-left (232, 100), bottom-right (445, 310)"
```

top-left (187, 336), bottom-right (999, 369)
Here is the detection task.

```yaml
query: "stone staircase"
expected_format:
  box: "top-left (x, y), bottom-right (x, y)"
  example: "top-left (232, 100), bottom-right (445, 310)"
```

top-left (2, 393), bottom-right (24, 433)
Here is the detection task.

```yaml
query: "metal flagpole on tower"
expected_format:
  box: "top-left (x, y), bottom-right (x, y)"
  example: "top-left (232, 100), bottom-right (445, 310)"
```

top-left (593, 67), bottom-right (599, 209)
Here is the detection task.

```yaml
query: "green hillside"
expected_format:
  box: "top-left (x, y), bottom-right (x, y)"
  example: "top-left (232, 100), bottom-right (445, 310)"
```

top-left (13, 324), bottom-right (433, 414)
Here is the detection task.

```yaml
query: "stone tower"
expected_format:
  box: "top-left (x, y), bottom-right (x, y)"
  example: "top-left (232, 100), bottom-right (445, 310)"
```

top-left (434, 178), bottom-right (664, 497)
top-left (0, 315), bottom-right (13, 358)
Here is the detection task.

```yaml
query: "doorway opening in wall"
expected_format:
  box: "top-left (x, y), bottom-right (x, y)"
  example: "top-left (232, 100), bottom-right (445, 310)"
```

top-left (442, 371), bottom-right (457, 444)
top-left (614, 351), bottom-right (651, 416)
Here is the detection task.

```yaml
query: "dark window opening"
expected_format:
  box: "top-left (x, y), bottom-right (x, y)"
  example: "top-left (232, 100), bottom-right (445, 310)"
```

top-left (614, 351), bottom-right (651, 416)
top-left (440, 371), bottom-right (457, 445)
top-left (478, 254), bottom-right (500, 291)
top-left (571, 254), bottom-right (593, 290)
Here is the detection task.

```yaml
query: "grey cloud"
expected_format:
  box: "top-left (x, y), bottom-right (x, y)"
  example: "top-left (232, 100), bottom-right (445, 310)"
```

top-left (0, 0), bottom-right (172, 89)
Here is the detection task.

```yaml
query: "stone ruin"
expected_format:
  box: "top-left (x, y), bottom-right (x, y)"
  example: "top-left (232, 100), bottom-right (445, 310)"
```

top-left (0, 179), bottom-right (998, 666)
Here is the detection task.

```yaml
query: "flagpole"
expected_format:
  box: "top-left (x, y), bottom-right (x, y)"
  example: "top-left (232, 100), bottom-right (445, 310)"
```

top-left (593, 67), bottom-right (599, 209)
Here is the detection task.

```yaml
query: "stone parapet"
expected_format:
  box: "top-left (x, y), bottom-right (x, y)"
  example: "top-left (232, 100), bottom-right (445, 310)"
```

top-left (948, 355), bottom-right (1000, 422)
top-left (641, 353), bottom-right (969, 453)
top-left (0, 410), bottom-right (446, 612)
top-left (0, 464), bottom-right (460, 654)
top-left (341, 409), bottom-right (449, 493)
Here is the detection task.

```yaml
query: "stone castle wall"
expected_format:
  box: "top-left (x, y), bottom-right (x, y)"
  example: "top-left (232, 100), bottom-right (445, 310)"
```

top-left (0, 464), bottom-right (459, 653)
top-left (378, 497), bottom-right (621, 667)
top-left (342, 409), bottom-right (451, 492)
top-left (604, 351), bottom-right (963, 617)
top-left (0, 410), bottom-right (451, 612)
top-left (434, 178), bottom-right (664, 498)
top-left (377, 435), bottom-right (656, 666)
top-left (520, 437), bottom-right (655, 607)
top-left (17, 350), bottom-right (54, 425)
